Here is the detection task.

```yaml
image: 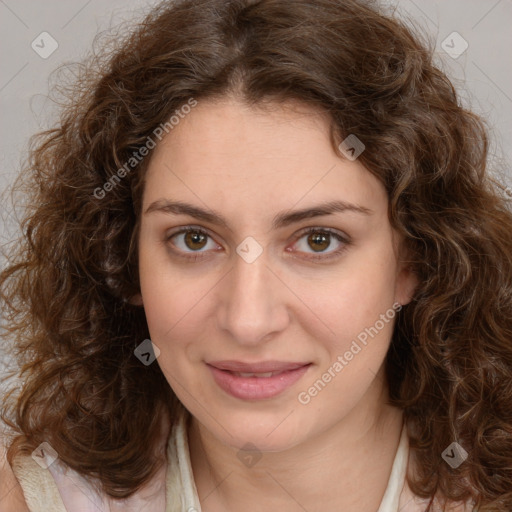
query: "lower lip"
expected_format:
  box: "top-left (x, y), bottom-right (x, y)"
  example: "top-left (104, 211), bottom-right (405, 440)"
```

top-left (208, 364), bottom-right (311, 400)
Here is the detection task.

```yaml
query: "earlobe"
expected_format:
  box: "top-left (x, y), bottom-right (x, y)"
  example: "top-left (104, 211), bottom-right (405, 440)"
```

top-left (395, 265), bottom-right (419, 306)
top-left (393, 236), bottom-right (419, 306)
top-left (128, 293), bottom-right (144, 306)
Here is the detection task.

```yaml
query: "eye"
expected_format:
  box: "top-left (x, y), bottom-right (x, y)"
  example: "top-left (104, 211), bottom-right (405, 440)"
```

top-left (165, 226), bottom-right (220, 261)
top-left (291, 227), bottom-right (350, 261)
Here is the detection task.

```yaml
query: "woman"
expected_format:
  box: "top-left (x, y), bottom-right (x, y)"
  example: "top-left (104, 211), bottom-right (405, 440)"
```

top-left (1, 0), bottom-right (511, 510)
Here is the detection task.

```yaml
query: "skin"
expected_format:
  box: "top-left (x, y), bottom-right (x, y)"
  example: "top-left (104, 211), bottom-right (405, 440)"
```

top-left (136, 95), bottom-right (418, 511)
top-left (0, 445), bottom-right (30, 512)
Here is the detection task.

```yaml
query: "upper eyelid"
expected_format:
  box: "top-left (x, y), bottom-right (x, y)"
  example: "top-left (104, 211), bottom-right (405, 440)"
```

top-left (166, 224), bottom-right (348, 237)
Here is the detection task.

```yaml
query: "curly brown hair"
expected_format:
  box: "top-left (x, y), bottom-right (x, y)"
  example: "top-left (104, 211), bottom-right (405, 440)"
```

top-left (1, 0), bottom-right (511, 509)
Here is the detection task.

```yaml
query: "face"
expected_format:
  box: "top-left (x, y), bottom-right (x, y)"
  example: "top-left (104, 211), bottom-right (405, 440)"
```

top-left (137, 96), bottom-right (416, 452)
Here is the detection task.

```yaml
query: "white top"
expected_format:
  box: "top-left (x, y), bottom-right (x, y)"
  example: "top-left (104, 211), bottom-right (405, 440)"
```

top-left (11, 408), bottom-right (468, 512)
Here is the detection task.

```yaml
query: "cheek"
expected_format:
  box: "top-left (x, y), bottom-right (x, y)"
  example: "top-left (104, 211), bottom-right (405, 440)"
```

top-left (138, 245), bottom-right (188, 347)
top-left (295, 252), bottom-right (400, 409)
top-left (139, 278), bottom-right (202, 389)
top-left (138, 250), bottom-right (219, 376)
top-left (138, 231), bottom-right (202, 332)
top-left (140, 278), bottom-right (204, 348)
top-left (301, 241), bottom-right (399, 343)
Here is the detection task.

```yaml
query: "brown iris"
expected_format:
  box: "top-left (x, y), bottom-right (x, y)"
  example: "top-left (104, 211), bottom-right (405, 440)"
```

top-left (308, 232), bottom-right (330, 252)
top-left (185, 230), bottom-right (208, 250)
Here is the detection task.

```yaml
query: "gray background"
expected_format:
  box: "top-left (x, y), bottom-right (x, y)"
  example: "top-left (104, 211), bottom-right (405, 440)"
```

top-left (1, 0), bottom-right (511, 375)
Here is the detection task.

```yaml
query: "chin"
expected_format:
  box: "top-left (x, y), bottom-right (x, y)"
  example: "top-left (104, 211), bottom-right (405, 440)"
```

top-left (202, 406), bottom-right (311, 451)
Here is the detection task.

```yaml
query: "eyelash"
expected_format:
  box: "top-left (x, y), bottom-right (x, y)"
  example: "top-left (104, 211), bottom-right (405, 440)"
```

top-left (164, 225), bottom-right (351, 263)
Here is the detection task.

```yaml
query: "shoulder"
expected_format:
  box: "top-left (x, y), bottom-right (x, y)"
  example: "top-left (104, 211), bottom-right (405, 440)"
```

top-left (1, 442), bottom-right (67, 512)
top-left (399, 476), bottom-right (475, 512)
top-left (400, 496), bottom-right (475, 512)
top-left (399, 427), bottom-right (476, 512)
top-left (0, 443), bottom-right (30, 512)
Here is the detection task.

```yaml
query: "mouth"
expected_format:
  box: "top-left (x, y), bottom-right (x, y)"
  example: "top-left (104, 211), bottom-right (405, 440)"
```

top-left (206, 361), bottom-right (312, 400)
top-left (226, 370), bottom-right (291, 378)
top-left (208, 360), bottom-right (310, 373)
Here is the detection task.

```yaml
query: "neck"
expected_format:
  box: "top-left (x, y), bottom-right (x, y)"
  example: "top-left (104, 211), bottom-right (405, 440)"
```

top-left (187, 373), bottom-right (404, 512)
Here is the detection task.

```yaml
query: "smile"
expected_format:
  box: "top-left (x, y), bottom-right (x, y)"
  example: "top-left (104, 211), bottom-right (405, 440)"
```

top-left (207, 362), bottom-right (312, 400)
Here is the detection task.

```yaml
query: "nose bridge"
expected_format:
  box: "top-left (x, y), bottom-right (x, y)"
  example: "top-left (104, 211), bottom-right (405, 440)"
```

top-left (217, 250), bottom-right (288, 345)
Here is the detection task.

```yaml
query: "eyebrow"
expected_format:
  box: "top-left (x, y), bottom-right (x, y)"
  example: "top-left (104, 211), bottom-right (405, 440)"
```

top-left (144, 199), bottom-right (373, 230)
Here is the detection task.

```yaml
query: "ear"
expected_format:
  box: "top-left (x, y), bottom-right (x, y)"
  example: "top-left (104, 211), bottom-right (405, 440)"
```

top-left (128, 293), bottom-right (144, 306)
top-left (394, 239), bottom-right (419, 306)
top-left (395, 263), bottom-right (418, 306)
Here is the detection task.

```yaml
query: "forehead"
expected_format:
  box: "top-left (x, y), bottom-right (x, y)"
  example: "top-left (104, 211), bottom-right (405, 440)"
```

top-left (142, 96), bottom-right (387, 225)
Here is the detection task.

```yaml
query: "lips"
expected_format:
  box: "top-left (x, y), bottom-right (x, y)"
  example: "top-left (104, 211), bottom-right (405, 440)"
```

top-left (208, 360), bottom-right (309, 373)
top-left (207, 360), bottom-right (312, 400)
top-left (231, 371), bottom-right (282, 378)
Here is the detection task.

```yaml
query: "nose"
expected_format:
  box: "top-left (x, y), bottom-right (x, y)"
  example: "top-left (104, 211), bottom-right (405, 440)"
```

top-left (216, 250), bottom-right (290, 347)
